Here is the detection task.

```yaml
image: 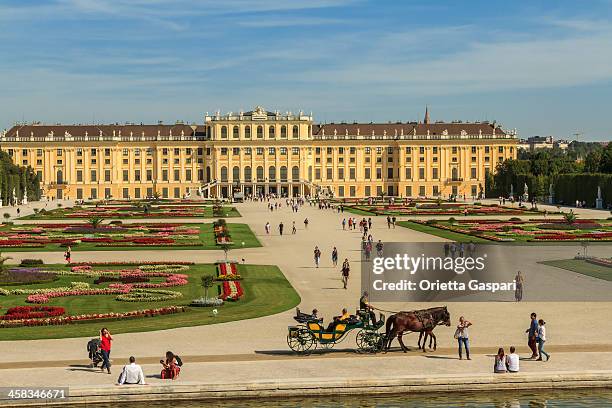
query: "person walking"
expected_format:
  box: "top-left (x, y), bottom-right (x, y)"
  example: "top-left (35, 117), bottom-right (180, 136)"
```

top-left (331, 247), bottom-right (338, 267)
top-left (375, 240), bottom-right (384, 257)
top-left (278, 222), bottom-right (284, 236)
top-left (314, 246), bottom-right (321, 268)
top-left (342, 218), bottom-right (346, 230)
top-left (391, 216), bottom-right (396, 228)
top-left (537, 319), bottom-right (550, 361)
top-left (64, 245), bottom-right (72, 264)
top-left (341, 259), bottom-right (350, 289)
top-left (386, 216), bottom-right (391, 229)
top-left (526, 312), bottom-right (539, 359)
top-left (99, 327), bottom-right (113, 374)
top-left (304, 218), bottom-right (309, 229)
top-left (515, 271), bottom-right (524, 302)
top-left (265, 222), bottom-right (271, 235)
top-left (368, 218), bottom-right (372, 230)
top-left (348, 218), bottom-right (353, 230)
top-left (455, 316), bottom-right (472, 360)
top-left (292, 221), bottom-right (297, 235)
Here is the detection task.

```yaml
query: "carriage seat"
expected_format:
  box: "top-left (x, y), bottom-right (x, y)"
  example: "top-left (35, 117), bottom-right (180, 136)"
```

top-left (294, 307), bottom-right (322, 324)
top-left (307, 321), bottom-right (348, 340)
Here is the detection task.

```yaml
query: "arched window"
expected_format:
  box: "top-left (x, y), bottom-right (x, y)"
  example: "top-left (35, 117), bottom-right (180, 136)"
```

top-left (232, 126), bottom-right (239, 138)
top-left (256, 166), bottom-right (264, 181)
top-left (280, 166), bottom-right (288, 182)
top-left (280, 125), bottom-right (287, 138)
top-left (292, 166), bottom-right (300, 181)
top-left (268, 126), bottom-right (275, 138)
top-left (257, 126), bottom-right (263, 138)
top-left (244, 166), bottom-right (252, 181)
top-left (232, 166), bottom-right (240, 181)
top-left (206, 166), bottom-right (211, 182)
top-left (220, 166), bottom-right (228, 182)
top-left (269, 166), bottom-right (276, 181)
top-left (57, 169), bottom-right (63, 184)
top-left (220, 126), bottom-right (228, 138)
top-left (245, 126), bottom-right (251, 138)
top-left (292, 125), bottom-right (299, 138)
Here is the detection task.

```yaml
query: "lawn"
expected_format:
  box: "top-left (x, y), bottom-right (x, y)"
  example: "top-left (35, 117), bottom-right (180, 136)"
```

top-left (0, 222), bottom-right (261, 252)
top-left (19, 203), bottom-right (241, 220)
top-left (399, 218), bottom-right (612, 243)
top-left (397, 221), bottom-right (491, 243)
top-left (0, 263), bottom-right (300, 340)
top-left (540, 259), bottom-right (612, 281)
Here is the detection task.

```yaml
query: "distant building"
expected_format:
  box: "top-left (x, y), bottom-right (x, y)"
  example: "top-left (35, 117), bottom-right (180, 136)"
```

top-left (517, 136), bottom-right (570, 152)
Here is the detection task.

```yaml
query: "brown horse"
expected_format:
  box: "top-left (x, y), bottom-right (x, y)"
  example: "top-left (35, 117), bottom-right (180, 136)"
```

top-left (384, 306), bottom-right (451, 352)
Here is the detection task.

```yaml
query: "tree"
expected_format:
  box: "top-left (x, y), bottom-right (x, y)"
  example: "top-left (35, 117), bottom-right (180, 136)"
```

top-left (584, 150), bottom-right (602, 173)
top-left (220, 243), bottom-right (231, 261)
top-left (3, 213), bottom-right (10, 223)
top-left (88, 216), bottom-right (103, 229)
top-left (599, 143), bottom-right (612, 173)
top-left (563, 210), bottom-right (577, 225)
top-left (0, 252), bottom-right (12, 273)
top-left (201, 275), bottom-right (215, 299)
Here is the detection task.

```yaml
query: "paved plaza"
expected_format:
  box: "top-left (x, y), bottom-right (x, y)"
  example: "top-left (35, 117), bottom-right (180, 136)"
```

top-left (0, 199), bottom-right (611, 391)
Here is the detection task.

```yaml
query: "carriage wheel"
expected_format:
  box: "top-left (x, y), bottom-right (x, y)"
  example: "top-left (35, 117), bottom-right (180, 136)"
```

top-left (287, 329), bottom-right (316, 354)
top-left (356, 329), bottom-right (383, 353)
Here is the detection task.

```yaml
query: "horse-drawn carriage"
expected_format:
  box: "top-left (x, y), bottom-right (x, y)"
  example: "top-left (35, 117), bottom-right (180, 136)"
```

top-left (287, 308), bottom-right (385, 354)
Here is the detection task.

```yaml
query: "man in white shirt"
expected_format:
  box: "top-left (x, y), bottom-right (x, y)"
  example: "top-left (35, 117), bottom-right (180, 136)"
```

top-left (506, 346), bottom-right (520, 373)
top-left (117, 356), bottom-right (146, 385)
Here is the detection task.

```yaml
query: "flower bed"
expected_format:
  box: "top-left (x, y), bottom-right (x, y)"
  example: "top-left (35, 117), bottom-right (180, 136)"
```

top-left (411, 218), bottom-right (612, 242)
top-left (219, 280), bottom-right (244, 301)
top-left (1, 306), bottom-right (65, 320)
top-left (0, 306), bottom-right (187, 328)
top-left (216, 262), bottom-right (241, 280)
top-left (116, 288), bottom-right (183, 302)
top-left (586, 258), bottom-right (612, 268)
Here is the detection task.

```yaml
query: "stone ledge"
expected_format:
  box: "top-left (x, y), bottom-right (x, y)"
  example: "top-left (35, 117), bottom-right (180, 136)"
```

top-left (2, 370), bottom-right (612, 406)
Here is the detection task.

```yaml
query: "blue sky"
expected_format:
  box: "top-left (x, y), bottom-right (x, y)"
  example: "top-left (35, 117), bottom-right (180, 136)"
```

top-left (1, 0), bottom-right (612, 141)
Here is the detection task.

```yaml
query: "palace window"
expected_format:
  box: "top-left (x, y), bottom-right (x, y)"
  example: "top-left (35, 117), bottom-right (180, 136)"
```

top-left (387, 147), bottom-right (393, 154)
top-left (292, 147), bottom-right (299, 155)
top-left (405, 168), bottom-right (412, 179)
top-left (365, 168), bottom-right (371, 179)
top-left (256, 147), bottom-right (264, 155)
top-left (432, 168), bottom-right (439, 179)
top-left (292, 125), bottom-right (299, 138)
top-left (244, 147), bottom-right (252, 155)
top-left (57, 149), bottom-right (63, 156)
top-left (232, 148), bottom-right (240, 155)
top-left (257, 126), bottom-right (263, 138)
top-left (268, 126), bottom-right (275, 138)
top-left (221, 148), bottom-right (228, 155)
top-left (268, 147), bottom-right (276, 155)
top-left (280, 147), bottom-right (287, 155)
top-left (221, 126), bottom-right (228, 138)
top-left (37, 149), bottom-right (44, 156)
top-left (233, 126), bottom-right (239, 138)
top-left (245, 126), bottom-right (251, 138)
top-left (123, 170), bottom-right (129, 182)
top-left (365, 147), bottom-right (371, 154)
top-left (123, 149), bottom-right (129, 156)
top-left (281, 125), bottom-right (287, 138)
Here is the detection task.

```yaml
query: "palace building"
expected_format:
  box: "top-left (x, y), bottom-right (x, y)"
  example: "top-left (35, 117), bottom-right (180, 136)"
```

top-left (0, 106), bottom-right (517, 200)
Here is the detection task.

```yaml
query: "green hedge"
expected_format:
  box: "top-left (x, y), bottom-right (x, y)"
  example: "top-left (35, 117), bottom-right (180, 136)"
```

top-left (553, 173), bottom-right (611, 208)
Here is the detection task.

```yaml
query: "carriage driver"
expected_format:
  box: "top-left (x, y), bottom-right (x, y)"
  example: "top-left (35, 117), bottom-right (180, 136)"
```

top-left (360, 291), bottom-right (377, 325)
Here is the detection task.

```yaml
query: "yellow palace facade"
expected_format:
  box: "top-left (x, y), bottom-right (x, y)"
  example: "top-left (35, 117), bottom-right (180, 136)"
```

top-left (0, 106), bottom-right (517, 200)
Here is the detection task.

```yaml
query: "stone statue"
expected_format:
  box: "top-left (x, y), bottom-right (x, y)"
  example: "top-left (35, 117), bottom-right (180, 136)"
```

top-left (510, 184), bottom-right (514, 198)
top-left (524, 183), bottom-right (528, 195)
top-left (548, 183), bottom-right (554, 205)
top-left (596, 185), bottom-right (603, 209)
top-left (22, 185), bottom-right (27, 205)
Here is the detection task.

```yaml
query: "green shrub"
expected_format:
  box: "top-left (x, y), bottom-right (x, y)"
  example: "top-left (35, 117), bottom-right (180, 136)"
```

top-left (509, 217), bottom-right (522, 222)
top-left (19, 259), bottom-right (44, 266)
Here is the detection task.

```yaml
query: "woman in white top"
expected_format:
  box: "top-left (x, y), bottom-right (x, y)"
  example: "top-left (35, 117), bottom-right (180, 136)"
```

top-left (537, 319), bottom-right (550, 361)
top-left (494, 348), bottom-right (507, 373)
